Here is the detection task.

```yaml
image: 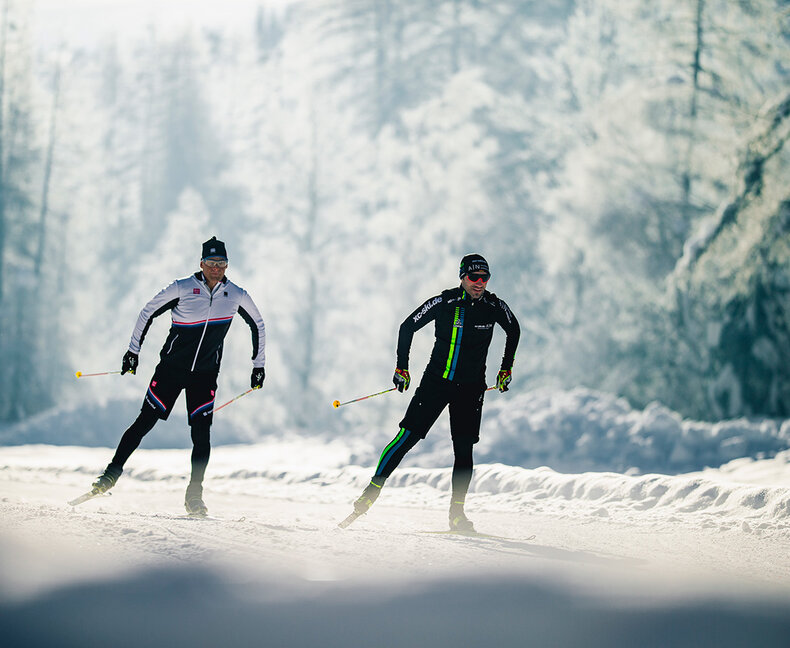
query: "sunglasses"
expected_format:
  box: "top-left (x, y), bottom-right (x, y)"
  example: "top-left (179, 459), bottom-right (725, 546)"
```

top-left (203, 258), bottom-right (228, 269)
top-left (466, 273), bottom-right (490, 283)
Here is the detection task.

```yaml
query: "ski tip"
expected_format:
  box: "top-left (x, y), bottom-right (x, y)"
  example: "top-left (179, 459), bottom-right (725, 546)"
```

top-left (337, 510), bottom-right (362, 528)
top-left (67, 489), bottom-right (111, 507)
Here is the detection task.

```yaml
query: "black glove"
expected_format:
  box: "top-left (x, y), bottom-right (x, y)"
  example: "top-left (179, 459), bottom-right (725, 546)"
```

top-left (121, 351), bottom-right (138, 375)
top-left (393, 368), bottom-right (411, 392)
top-left (251, 367), bottom-right (265, 389)
top-left (497, 369), bottom-right (512, 392)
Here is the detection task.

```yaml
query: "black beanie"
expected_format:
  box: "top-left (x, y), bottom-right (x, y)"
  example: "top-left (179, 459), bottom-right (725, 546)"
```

top-left (201, 236), bottom-right (227, 260)
top-left (459, 253), bottom-right (489, 278)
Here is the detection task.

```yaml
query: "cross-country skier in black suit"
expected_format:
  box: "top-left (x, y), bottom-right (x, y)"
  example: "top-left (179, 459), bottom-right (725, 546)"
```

top-left (344, 254), bottom-right (520, 531)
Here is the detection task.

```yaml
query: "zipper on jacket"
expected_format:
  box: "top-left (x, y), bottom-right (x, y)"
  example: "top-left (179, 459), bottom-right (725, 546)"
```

top-left (166, 334), bottom-right (179, 355)
top-left (191, 280), bottom-right (216, 372)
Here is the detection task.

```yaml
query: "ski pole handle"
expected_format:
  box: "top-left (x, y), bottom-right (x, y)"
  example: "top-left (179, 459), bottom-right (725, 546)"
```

top-left (332, 387), bottom-right (398, 409)
top-left (212, 388), bottom-right (255, 414)
top-left (75, 370), bottom-right (123, 378)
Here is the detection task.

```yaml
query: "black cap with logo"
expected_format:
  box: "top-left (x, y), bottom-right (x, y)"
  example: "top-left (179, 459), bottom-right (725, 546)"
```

top-left (459, 253), bottom-right (489, 278)
top-left (202, 236), bottom-right (227, 260)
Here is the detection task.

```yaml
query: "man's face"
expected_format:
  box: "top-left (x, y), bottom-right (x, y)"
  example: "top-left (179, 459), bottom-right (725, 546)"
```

top-left (200, 257), bottom-right (228, 284)
top-left (461, 271), bottom-right (490, 299)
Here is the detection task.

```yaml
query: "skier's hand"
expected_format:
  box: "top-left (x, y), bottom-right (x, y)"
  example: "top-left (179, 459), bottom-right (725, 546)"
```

top-left (393, 368), bottom-right (410, 392)
top-left (497, 369), bottom-right (512, 392)
top-left (251, 367), bottom-right (265, 390)
top-left (121, 351), bottom-right (139, 375)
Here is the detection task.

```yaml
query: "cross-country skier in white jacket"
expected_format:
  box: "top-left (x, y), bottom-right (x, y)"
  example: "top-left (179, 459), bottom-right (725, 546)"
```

top-left (87, 237), bottom-right (266, 515)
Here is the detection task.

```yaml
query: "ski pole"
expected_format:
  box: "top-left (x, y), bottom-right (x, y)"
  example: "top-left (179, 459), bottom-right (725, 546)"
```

top-left (332, 387), bottom-right (397, 409)
top-left (212, 388), bottom-right (255, 414)
top-left (75, 370), bottom-right (122, 378)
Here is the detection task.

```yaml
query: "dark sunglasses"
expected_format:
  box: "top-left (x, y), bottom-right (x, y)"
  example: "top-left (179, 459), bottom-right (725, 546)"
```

top-left (467, 273), bottom-right (490, 283)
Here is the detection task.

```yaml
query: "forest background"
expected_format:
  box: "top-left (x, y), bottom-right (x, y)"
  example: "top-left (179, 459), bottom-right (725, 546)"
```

top-left (1, 0), bottom-right (789, 445)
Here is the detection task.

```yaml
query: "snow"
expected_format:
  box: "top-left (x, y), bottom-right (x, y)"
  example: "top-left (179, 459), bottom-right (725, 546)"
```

top-left (4, 387), bottom-right (789, 478)
top-left (33, 0), bottom-right (295, 48)
top-left (470, 388), bottom-right (790, 474)
top-left (2, 414), bottom-right (790, 646)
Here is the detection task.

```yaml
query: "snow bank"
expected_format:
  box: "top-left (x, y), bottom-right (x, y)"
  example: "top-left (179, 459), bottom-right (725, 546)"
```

top-left (361, 462), bottom-right (790, 528)
top-left (4, 442), bottom-right (789, 529)
top-left (0, 398), bottom-right (258, 448)
top-left (473, 388), bottom-right (790, 474)
top-left (2, 387), bottom-right (789, 477)
top-left (690, 450), bottom-right (790, 486)
top-left (470, 463), bottom-right (790, 524)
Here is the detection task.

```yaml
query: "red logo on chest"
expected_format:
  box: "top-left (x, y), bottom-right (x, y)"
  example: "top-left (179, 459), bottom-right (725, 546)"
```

top-left (193, 288), bottom-right (201, 294)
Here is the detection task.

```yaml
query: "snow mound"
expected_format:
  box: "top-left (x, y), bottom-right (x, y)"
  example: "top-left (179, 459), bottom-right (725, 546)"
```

top-left (469, 463), bottom-right (790, 523)
top-left (2, 387), bottom-right (789, 478)
top-left (0, 398), bottom-right (258, 448)
top-left (690, 450), bottom-right (790, 486)
top-left (4, 442), bottom-right (789, 529)
top-left (474, 388), bottom-right (790, 474)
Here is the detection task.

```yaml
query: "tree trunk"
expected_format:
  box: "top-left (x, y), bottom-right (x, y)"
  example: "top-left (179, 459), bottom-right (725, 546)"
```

top-left (450, 0), bottom-right (461, 74)
top-left (0, 0), bottom-right (9, 305)
top-left (680, 0), bottom-right (704, 212)
top-left (35, 61), bottom-right (60, 278)
top-left (295, 102), bottom-right (321, 427)
top-left (374, 0), bottom-right (390, 132)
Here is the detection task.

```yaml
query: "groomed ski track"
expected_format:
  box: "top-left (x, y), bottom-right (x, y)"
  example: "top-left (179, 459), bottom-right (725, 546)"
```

top-left (2, 444), bottom-right (790, 647)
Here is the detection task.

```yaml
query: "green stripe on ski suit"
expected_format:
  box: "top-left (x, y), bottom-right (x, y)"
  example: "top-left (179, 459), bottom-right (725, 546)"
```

top-left (375, 427), bottom-right (407, 475)
top-left (443, 306), bottom-right (461, 378)
top-left (443, 296), bottom-right (467, 379)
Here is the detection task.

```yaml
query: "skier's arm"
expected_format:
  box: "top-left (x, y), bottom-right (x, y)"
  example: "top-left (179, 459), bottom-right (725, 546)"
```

top-left (237, 291), bottom-right (266, 368)
top-left (128, 281), bottom-right (181, 353)
top-left (396, 294), bottom-right (442, 370)
top-left (495, 297), bottom-right (520, 371)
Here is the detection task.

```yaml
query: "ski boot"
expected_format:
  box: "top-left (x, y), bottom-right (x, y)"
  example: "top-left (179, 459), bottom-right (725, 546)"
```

top-left (338, 480), bottom-right (383, 528)
top-left (449, 501), bottom-right (475, 533)
top-left (91, 465), bottom-right (123, 494)
top-left (184, 483), bottom-right (208, 516)
top-left (354, 480), bottom-right (383, 514)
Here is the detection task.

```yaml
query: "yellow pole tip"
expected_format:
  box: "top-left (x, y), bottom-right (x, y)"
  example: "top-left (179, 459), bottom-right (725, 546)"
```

top-left (75, 371), bottom-right (82, 378)
top-left (332, 400), bottom-right (340, 408)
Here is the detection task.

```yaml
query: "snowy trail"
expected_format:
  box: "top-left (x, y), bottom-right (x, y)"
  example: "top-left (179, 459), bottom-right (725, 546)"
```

top-left (2, 444), bottom-right (790, 646)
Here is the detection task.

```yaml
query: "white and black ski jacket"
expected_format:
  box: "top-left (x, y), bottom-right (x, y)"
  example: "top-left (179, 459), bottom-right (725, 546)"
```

top-left (129, 272), bottom-right (266, 374)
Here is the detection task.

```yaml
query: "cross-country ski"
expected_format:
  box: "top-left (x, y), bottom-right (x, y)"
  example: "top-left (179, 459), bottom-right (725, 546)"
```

top-left (68, 490), bottom-right (111, 507)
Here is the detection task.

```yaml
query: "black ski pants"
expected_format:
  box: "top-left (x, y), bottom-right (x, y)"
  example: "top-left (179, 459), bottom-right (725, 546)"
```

top-left (372, 372), bottom-right (485, 503)
top-left (109, 366), bottom-right (216, 486)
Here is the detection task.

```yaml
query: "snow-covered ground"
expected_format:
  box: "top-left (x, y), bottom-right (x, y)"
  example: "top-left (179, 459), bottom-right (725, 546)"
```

top-left (2, 433), bottom-right (790, 647)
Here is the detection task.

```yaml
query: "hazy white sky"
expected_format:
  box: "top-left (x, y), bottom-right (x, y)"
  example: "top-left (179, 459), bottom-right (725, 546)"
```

top-left (32, 0), bottom-right (295, 48)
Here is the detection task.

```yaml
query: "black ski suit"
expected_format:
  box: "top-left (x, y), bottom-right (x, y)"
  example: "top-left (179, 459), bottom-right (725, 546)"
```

top-left (372, 286), bottom-right (520, 502)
